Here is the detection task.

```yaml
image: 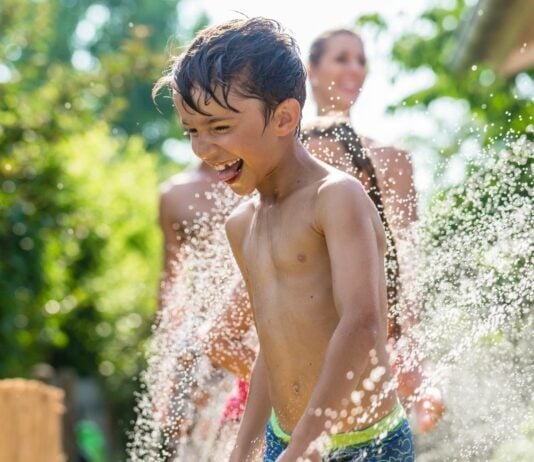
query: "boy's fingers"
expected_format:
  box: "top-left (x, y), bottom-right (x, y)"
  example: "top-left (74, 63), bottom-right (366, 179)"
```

top-left (416, 394), bottom-right (445, 433)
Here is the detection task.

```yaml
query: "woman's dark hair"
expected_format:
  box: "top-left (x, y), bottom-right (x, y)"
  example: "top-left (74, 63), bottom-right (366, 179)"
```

top-left (308, 28), bottom-right (363, 67)
top-left (154, 17), bottom-right (307, 134)
top-left (302, 117), bottom-right (402, 340)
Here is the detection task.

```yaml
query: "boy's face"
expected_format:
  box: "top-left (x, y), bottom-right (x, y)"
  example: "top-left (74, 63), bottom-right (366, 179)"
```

top-left (174, 87), bottom-right (280, 196)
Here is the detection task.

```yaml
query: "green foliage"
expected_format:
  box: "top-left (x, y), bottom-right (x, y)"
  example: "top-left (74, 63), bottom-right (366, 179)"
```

top-left (424, 136), bottom-right (532, 244)
top-left (361, 0), bottom-right (534, 276)
top-left (354, 1), bottom-right (534, 258)
top-left (1, 0), bottom-right (203, 456)
top-left (1, 0), bottom-right (186, 150)
top-left (356, 13), bottom-right (387, 31)
top-left (0, 120), bottom-right (161, 386)
top-left (358, 0), bottom-right (533, 154)
top-left (357, 4), bottom-right (533, 457)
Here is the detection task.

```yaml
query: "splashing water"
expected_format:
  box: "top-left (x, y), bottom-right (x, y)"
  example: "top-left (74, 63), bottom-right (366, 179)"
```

top-left (406, 134), bottom-right (533, 461)
top-left (127, 182), bottom-right (246, 461)
top-left (128, 132), bottom-right (533, 461)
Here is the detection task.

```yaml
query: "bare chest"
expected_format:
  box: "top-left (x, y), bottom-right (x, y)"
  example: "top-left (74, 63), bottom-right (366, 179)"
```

top-left (241, 196), bottom-right (327, 285)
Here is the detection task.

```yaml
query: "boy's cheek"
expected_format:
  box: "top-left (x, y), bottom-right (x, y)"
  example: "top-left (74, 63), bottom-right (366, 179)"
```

top-left (189, 144), bottom-right (204, 161)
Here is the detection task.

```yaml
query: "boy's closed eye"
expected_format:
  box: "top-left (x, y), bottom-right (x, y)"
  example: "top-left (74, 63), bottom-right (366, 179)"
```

top-left (183, 126), bottom-right (229, 137)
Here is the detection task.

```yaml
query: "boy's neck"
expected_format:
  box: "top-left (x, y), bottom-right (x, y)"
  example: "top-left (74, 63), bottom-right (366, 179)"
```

top-left (256, 139), bottom-right (320, 203)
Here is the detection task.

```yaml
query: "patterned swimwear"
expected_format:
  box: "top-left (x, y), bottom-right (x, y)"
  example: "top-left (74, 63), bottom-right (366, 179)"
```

top-left (264, 403), bottom-right (415, 462)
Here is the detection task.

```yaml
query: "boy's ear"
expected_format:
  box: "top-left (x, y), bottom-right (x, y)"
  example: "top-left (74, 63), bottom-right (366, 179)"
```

top-left (273, 98), bottom-right (301, 136)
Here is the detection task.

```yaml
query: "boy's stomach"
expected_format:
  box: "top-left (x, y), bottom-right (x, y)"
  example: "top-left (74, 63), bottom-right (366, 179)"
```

top-left (265, 349), bottom-right (397, 435)
top-left (254, 295), bottom-right (337, 429)
top-left (255, 298), bottom-right (395, 434)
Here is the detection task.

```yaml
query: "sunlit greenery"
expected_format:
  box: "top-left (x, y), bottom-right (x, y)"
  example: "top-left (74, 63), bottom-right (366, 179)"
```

top-left (1, 0), bottom-right (531, 458)
top-left (359, 0), bottom-right (533, 162)
top-left (0, 0), bottom-right (208, 457)
top-left (359, 1), bottom-right (533, 458)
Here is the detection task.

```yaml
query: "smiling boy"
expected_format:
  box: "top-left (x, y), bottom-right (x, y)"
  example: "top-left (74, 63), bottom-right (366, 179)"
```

top-left (156, 18), bottom-right (415, 461)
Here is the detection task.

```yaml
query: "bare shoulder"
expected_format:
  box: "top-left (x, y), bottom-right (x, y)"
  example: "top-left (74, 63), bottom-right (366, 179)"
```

top-left (314, 171), bottom-right (384, 250)
top-left (225, 198), bottom-right (256, 245)
top-left (316, 171), bottom-right (371, 217)
top-left (362, 138), bottom-right (413, 177)
top-left (318, 170), bottom-right (368, 201)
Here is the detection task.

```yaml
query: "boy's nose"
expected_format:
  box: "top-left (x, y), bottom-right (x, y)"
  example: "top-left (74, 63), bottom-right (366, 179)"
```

top-left (192, 135), bottom-right (216, 161)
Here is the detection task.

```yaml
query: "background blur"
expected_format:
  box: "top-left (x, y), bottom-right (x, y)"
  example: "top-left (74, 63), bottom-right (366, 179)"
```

top-left (1, 0), bottom-right (532, 460)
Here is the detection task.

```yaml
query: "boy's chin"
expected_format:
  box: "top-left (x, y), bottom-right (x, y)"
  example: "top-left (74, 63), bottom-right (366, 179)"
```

top-left (229, 183), bottom-right (255, 196)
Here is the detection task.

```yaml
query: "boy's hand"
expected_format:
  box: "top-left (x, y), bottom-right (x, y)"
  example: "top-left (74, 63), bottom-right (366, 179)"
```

top-left (230, 441), bottom-right (264, 462)
top-left (414, 387), bottom-right (445, 433)
top-left (276, 448), bottom-right (321, 462)
top-left (276, 440), bottom-right (323, 462)
top-left (391, 349), bottom-right (445, 433)
top-left (397, 367), bottom-right (445, 433)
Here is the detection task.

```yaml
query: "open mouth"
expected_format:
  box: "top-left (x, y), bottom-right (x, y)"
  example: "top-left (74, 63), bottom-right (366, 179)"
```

top-left (215, 159), bottom-right (244, 184)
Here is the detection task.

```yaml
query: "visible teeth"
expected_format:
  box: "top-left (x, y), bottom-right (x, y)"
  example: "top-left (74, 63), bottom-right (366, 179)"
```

top-left (225, 160), bottom-right (239, 168)
top-left (214, 159), bottom-right (240, 171)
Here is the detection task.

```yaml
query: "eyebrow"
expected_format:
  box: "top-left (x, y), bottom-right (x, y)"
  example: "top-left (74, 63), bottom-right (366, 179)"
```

top-left (181, 116), bottom-right (234, 126)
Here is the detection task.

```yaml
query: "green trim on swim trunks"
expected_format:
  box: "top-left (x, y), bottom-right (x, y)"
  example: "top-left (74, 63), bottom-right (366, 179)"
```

top-left (270, 409), bottom-right (291, 444)
top-left (269, 403), bottom-right (406, 449)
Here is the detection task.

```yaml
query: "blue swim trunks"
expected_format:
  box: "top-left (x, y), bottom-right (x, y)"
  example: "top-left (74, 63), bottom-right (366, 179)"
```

top-left (264, 403), bottom-right (415, 461)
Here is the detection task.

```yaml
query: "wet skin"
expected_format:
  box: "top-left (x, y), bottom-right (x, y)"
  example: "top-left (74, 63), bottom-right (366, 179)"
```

top-left (174, 88), bottom-right (398, 459)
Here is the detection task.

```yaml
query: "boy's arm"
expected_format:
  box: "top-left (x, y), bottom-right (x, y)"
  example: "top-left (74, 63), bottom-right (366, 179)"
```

top-left (280, 179), bottom-right (386, 460)
top-left (230, 350), bottom-right (271, 462)
top-left (225, 203), bottom-right (271, 461)
top-left (203, 280), bottom-right (255, 379)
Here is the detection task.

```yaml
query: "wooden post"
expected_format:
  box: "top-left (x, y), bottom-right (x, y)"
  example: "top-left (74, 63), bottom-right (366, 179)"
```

top-left (0, 379), bottom-right (66, 462)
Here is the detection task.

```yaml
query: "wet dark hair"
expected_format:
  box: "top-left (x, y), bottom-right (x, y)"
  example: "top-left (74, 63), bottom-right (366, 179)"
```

top-left (154, 17), bottom-right (307, 134)
top-left (308, 28), bottom-right (363, 67)
top-left (301, 117), bottom-right (402, 340)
